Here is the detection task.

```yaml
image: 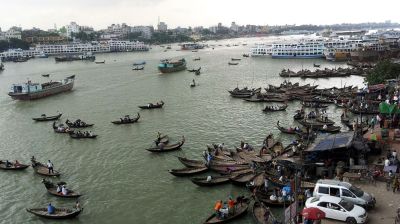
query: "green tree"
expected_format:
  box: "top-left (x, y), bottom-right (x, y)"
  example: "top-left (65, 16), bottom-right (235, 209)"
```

top-left (0, 38), bottom-right (30, 52)
top-left (365, 60), bottom-right (400, 85)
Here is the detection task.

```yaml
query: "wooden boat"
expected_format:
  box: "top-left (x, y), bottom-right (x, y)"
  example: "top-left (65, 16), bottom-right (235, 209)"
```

top-left (316, 117), bottom-right (335, 125)
top-left (188, 67), bottom-right (201, 72)
top-left (111, 113), bottom-right (140, 124)
top-left (168, 166), bottom-right (208, 177)
top-left (262, 104), bottom-right (287, 112)
top-left (32, 113), bottom-right (62, 121)
top-left (204, 199), bottom-right (249, 223)
top-left (276, 121), bottom-right (300, 134)
top-left (132, 66), bottom-right (144, 70)
top-left (255, 191), bottom-right (288, 207)
top-left (95, 60), bottom-right (105, 64)
top-left (252, 201), bottom-right (281, 224)
top-left (65, 120), bottom-right (94, 128)
top-left (42, 74), bottom-right (50, 77)
top-left (297, 119), bottom-right (329, 128)
top-left (230, 171), bottom-right (256, 185)
top-left (0, 160), bottom-right (29, 170)
top-left (193, 57), bottom-right (201, 61)
top-left (67, 75), bottom-right (75, 79)
top-left (293, 112), bottom-right (304, 120)
top-left (313, 63), bottom-right (321, 68)
top-left (138, 101), bottom-right (164, 109)
top-left (146, 136), bottom-right (185, 152)
top-left (228, 62), bottom-right (239, 65)
top-left (191, 175), bottom-right (231, 186)
top-left (231, 58), bottom-right (241, 61)
top-left (195, 70), bottom-right (201, 75)
top-left (178, 157), bottom-right (205, 168)
top-left (31, 160), bottom-right (60, 177)
top-left (26, 207), bottom-right (82, 219)
top-left (210, 164), bottom-right (250, 174)
top-left (69, 132), bottom-right (97, 139)
top-left (52, 122), bottom-right (74, 134)
top-left (41, 179), bottom-right (81, 198)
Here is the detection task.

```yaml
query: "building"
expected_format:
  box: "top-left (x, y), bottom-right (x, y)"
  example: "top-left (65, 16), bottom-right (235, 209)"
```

top-left (209, 26), bottom-right (218, 34)
top-left (66, 22), bottom-right (80, 38)
top-left (130, 26), bottom-right (153, 39)
top-left (1, 27), bottom-right (22, 40)
top-left (157, 22), bottom-right (168, 31)
top-left (230, 22), bottom-right (239, 32)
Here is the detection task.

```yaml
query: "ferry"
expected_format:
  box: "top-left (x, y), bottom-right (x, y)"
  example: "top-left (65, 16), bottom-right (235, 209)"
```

top-left (8, 76), bottom-right (75, 100)
top-left (158, 58), bottom-right (186, 73)
top-left (250, 41), bottom-right (324, 59)
top-left (181, 43), bottom-right (204, 50)
top-left (55, 52), bottom-right (95, 62)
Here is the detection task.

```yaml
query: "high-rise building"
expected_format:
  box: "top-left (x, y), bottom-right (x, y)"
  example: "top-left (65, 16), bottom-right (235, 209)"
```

top-left (158, 22), bottom-right (168, 31)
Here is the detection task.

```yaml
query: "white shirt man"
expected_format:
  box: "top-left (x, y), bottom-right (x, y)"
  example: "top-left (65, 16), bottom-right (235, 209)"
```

top-left (384, 158), bottom-right (390, 167)
top-left (61, 185), bottom-right (68, 195)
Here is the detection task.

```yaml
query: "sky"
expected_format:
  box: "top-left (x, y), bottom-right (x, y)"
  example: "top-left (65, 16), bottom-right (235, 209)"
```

top-left (1, 0), bottom-right (400, 30)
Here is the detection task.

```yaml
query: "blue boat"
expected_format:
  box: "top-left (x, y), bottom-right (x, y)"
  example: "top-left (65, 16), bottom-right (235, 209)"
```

top-left (158, 58), bottom-right (186, 73)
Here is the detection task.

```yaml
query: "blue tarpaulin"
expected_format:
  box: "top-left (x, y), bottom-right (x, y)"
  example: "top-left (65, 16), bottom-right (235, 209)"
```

top-left (306, 132), bottom-right (354, 152)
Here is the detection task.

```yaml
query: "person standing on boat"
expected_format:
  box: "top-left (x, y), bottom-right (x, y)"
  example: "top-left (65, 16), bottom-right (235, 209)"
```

top-left (47, 160), bottom-right (54, 174)
top-left (75, 201), bottom-right (81, 210)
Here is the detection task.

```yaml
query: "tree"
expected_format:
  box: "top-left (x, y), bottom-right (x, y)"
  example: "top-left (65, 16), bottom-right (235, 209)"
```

top-left (0, 38), bottom-right (30, 52)
top-left (365, 60), bottom-right (400, 85)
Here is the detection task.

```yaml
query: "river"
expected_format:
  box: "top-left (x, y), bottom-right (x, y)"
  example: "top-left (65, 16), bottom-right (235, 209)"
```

top-left (0, 36), bottom-right (364, 223)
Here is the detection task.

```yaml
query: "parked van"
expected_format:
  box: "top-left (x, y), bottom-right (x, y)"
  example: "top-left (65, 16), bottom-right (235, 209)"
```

top-left (313, 179), bottom-right (375, 209)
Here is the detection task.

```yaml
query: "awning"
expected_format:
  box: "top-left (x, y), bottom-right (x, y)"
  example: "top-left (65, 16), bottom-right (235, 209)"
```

top-left (305, 132), bottom-right (354, 152)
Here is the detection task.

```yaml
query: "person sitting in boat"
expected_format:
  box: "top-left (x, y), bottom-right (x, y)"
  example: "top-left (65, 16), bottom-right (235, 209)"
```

top-left (61, 185), bottom-right (69, 195)
top-left (41, 114), bottom-right (46, 118)
top-left (243, 143), bottom-right (249, 150)
top-left (227, 197), bottom-right (235, 214)
top-left (157, 142), bottom-right (165, 150)
top-left (14, 160), bottom-right (20, 167)
top-left (56, 183), bottom-right (62, 193)
top-left (47, 203), bottom-right (55, 214)
top-left (269, 192), bottom-right (277, 201)
top-left (75, 201), bottom-right (81, 210)
top-left (206, 175), bottom-right (212, 182)
top-left (5, 160), bottom-right (12, 167)
top-left (89, 131), bottom-right (93, 137)
top-left (214, 200), bottom-right (223, 218)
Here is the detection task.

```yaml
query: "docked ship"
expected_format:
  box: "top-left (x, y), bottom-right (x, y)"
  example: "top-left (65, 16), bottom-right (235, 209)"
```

top-left (250, 40), bottom-right (324, 58)
top-left (181, 43), bottom-right (204, 50)
top-left (55, 52), bottom-right (95, 62)
top-left (158, 58), bottom-right (186, 73)
top-left (8, 76), bottom-right (75, 100)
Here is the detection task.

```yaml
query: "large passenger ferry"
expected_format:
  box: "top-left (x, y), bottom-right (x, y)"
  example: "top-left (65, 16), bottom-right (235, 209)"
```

top-left (250, 40), bottom-right (324, 58)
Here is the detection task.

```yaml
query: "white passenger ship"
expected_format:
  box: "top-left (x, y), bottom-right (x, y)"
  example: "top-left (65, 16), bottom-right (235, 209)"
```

top-left (250, 40), bottom-right (324, 58)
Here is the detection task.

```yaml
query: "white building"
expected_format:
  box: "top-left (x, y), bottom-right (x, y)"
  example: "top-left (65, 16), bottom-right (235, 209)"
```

top-left (2, 27), bottom-right (22, 40)
top-left (209, 26), bottom-right (218, 34)
top-left (230, 22), bottom-right (239, 32)
top-left (157, 22), bottom-right (168, 31)
top-left (131, 26), bottom-right (153, 39)
top-left (66, 22), bottom-right (80, 38)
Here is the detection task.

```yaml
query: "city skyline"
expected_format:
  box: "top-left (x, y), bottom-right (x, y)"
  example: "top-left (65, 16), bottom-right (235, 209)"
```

top-left (1, 0), bottom-right (400, 30)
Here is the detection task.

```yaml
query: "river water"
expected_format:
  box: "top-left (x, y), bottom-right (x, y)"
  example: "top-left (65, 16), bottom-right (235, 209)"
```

top-left (0, 36), bottom-right (364, 223)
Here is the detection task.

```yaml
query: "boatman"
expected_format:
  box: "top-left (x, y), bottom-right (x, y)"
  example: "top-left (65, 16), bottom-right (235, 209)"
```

top-left (47, 160), bottom-right (54, 174)
top-left (214, 200), bottom-right (222, 218)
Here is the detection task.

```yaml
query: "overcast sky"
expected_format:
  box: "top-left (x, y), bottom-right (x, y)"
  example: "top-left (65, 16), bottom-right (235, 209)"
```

top-left (1, 0), bottom-right (399, 30)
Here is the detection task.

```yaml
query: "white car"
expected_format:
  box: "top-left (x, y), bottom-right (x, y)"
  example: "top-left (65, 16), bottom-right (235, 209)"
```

top-left (305, 195), bottom-right (367, 224)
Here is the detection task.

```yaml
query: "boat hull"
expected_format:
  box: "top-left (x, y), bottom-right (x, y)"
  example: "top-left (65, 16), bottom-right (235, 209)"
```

top-left (272, 55), bottom-right (323, 59)
top-left (8, 81), bottom-right (74, 100)
top-left (158, 65), bottom-right (186, 73)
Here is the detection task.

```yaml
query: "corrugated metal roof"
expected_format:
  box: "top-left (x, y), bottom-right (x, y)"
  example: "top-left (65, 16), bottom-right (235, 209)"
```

top-left (306, 132), bottom-right (354, 152)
